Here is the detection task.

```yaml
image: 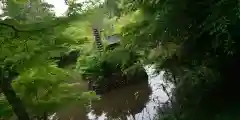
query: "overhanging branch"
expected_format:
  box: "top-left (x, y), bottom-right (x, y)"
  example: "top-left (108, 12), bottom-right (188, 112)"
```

top-left (0, 22), bottom-right (19, 32)
top-left (0, 15), bottom-right (81, 39)
top-left (0, 21), bottom-right (60, 38)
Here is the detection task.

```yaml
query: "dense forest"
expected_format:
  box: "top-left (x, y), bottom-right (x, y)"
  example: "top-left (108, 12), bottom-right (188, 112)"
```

top-left (1, 0), bottom-right (240, 120)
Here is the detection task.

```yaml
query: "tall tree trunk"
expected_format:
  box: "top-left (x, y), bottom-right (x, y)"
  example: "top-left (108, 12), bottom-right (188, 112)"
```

top-left (0, 78), bottom-right (30, 120)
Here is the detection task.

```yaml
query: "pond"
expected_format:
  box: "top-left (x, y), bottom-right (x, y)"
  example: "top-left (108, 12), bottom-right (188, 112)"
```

top-left (51, 66), bottom-right (173, 120)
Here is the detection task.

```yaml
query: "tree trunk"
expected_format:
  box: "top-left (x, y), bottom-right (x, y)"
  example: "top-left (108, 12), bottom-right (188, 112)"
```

top-left (0, 79), bottom-right (30, 120)
top-left (43, 112), bottom-right (48, 120)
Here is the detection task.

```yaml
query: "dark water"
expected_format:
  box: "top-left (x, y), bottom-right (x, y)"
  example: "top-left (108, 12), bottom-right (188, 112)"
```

top-left (51, 66), bottom-right (173, 120)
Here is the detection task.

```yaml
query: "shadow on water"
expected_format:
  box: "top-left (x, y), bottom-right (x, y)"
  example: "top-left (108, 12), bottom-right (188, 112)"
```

top-left (88, 80), bottom-right (152, 120)
top-left (52, 66), bottom-right (173, 120)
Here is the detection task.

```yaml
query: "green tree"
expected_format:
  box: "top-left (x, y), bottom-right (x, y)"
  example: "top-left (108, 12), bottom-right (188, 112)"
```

top-left (0, 0), bottom-right (98, 119)
top-left (104, 0), bottom-right (240, 119)
top-left (1, 0), bottom-right (55, 23)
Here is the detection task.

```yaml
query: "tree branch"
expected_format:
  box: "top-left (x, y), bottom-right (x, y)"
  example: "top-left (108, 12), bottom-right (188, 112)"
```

top-left (0, 22), bottom-right (19, 32)
top-left (0, 22), bottom-right (19, 38)
top-left (0, 15), bottom-right (81, 39)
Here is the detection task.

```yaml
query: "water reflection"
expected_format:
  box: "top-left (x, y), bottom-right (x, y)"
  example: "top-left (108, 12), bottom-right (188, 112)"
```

top-left (54, 103), bottom-right (88, 120)
top-left (88, 80), bottom-right (152, 120)
top-left (54, 66), bottom-right (172, 120)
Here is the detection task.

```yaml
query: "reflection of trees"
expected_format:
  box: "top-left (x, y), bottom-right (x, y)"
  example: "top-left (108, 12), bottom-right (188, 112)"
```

top-left (154, 83), bottom-right (176, 120)
top-left (90, 81), bottom-right (152, 119)
top-left (55, 104), bottom-right (88, 120)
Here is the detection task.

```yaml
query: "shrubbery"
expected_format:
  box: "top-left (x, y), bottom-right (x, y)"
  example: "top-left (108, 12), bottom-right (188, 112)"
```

top-left (76, 46), bottom-right (148, 93)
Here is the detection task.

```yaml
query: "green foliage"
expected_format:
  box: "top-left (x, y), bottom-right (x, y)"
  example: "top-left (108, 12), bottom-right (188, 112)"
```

top-left (0, 94), bottom-right (13, 119)
top-left (12, 65), bottom-right (98, 116)
top-left (1, 0), bottom-right (238, 119)
top-left (0, 1), bottom-right (100, 119)
top-left (1, 0), bottom-right (55, 23)
top-left (109, 0), bottom-right (240, 119)
top-left (76, 44), bottom-right (144, 90)
top-left (0, 65), bottom-right (98, 119)
top-left (77, 53), bottom-right (103, 80)
top-left (13, 0), bottom-right (28, 4)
